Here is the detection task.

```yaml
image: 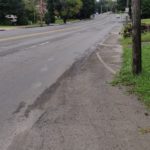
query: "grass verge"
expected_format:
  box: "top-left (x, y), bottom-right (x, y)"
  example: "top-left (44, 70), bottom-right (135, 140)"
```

top-left (0, 24), bottom-right (44, 30)
top-left (55, 18), bottom-right (80, 24)
top-left (0, 19), bottom-right (80, 30)
top-left (113, 32), bottom-right (150, 107)
top-left (0, 26), bottom-right (18, 30)
top-left (142, 18), bottom-right (150, 25)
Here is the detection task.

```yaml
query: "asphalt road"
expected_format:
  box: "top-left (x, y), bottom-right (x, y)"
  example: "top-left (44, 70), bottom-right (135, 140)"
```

top-left (0, 14), bottom-right (122, 150)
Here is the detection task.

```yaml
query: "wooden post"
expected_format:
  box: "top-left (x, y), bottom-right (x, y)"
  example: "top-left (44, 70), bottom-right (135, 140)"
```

top-left (132, 0), bottom-right (142, 75)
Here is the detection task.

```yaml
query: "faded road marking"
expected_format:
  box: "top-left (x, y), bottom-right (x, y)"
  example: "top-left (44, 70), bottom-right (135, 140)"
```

top-left (96, 52), bottom-right (116, 75)
top-left (32, 82), bottom-right (42, 89)
top-left (100, 43), bottom-right (122, 48)
top-left (0, 27), bottom-right (80, 42)
top-left (30, 45), bottom-right (37, 48)
top-left (48, 57), bottom-right (54, 61)
top-left (39, 42), bottom-right (49, 46)
top-left (41, 66), bottom-right (48, 72)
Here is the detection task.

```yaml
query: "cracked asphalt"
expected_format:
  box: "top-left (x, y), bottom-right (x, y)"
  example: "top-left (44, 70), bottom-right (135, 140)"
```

top-left (0, 13), bottom-right (120, 150)
top-left (0, 13), bottom-right (127, 150)
top-left (7, 25), bottom-right (150, 150)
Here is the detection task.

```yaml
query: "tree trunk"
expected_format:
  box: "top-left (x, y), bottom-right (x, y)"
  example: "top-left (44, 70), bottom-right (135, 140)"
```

top-left (132, 0), bottom-right (142, 75)
top-left (63, 18), bottom-right (67, 24)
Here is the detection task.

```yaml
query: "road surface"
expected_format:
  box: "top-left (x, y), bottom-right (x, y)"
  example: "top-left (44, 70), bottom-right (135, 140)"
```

top-left (0, 14), bottom-right (122, 150)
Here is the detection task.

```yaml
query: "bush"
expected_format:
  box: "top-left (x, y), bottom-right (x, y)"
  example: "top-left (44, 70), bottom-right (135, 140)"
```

top-left (123, 24), bottom-right (132, 38)
top-left (0, 19), bottom-right (11, 25)
top-left (141, 24), bottom-right (150, 32)
top-left (123, 23), bottom-right (150, 38)
top-left (17, 15), bottom-right (28, 25)
top-left (142, 0), bottom-right (150, 19)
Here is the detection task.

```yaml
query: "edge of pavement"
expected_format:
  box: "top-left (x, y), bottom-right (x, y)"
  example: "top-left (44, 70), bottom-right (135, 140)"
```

top-left (1, 24), bottom-right (113, 150)
top-left (24, 26), bottom-right (122, 118)
top-left (0, 13), bottom-right (111, 32)
top-left (7, 25), bottom-right (150, 150)
top-left (3, 25), bottom-right (119, 150)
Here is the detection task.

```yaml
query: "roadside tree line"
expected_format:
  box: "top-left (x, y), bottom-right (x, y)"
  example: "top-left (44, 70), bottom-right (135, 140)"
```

top-left (117, 0), bottom-right (150, 19)
top-left (1, 0), bottom-right (149, 26)
top-left (0, 0), bottom-right (121, 26)
top-left (0, 0), bottom-right (96, 25)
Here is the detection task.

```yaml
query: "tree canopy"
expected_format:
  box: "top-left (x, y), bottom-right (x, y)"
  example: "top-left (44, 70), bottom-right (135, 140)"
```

top-left (0, 0), bottom-right (28, 24)
top-left (1, 0), bottom-right (149, 25)
top-left (54, 0), bottom-right (83, 23)
top-left (117, 0), bottom-right (150, 19)
top-left (0, 0), bottom-right (96, 25)
top-left (141, 0), bottom-right (150, 18)
top-left (80, 0), bottom-right (95, 19)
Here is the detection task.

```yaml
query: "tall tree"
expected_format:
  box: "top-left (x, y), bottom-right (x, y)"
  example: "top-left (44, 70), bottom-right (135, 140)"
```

top-left (0, 0), bottom-right (9, 24)
top-left (117, 0), bottom-right (126, 11)
top-left (38, 0), bottom-right (47, 26)
top-left (55, 0), bottom-right (82, 24)
top-left (80, 0), bottom-right (95, 19)
top-left (141, 0), bottom-right (150, 19)
top-left (0, 0), bottom-right (28, 25)
top-left (24, 0), bottom-right (38, 23)
top-left (45, 0), bottom-right (55, 24)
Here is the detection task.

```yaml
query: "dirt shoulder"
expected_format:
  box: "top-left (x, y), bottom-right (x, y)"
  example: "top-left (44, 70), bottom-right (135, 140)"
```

top-left (8, 28), bottom-right (150, 150)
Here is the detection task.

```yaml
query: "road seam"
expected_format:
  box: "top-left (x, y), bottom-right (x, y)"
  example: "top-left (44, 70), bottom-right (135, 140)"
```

top-left (39, 42), bottom-right (49, 46)
top-left (0, 15), bottom-right (113, 42)
top-left (96, 52), bottom-right (116, 75)
top-left (0, 27), bottom-right (80, 42)
top-left (100, 43), bottom-right (122, 48)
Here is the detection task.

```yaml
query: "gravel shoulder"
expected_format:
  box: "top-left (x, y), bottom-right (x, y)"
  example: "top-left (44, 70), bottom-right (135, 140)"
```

top-left (8, 28), bottom-right (150, 150)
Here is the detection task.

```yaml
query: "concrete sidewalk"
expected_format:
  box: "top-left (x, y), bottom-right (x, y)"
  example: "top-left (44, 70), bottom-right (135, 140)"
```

top-left (8, 28), bottom-right (150, 150)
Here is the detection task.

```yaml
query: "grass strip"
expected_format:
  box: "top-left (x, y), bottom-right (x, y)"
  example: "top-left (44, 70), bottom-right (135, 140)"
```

top-left (0, 26), bottom-right (17, 30)
top-left (113, 32), bottom-right (150, 107)
top-left (142, 18), bottom-right (150, 25)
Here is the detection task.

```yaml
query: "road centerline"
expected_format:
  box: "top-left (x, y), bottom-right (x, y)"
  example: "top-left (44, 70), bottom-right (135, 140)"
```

top-left (0, 27), bottom-right (80, 42)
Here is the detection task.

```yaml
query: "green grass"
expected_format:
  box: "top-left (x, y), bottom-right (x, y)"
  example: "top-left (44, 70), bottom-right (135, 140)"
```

top-left (0, 25), bottom-right (17, 30)
top-left (142, 18), bottom-right (150, 25)
top-left (55, 19), bottom-right (64, 24)
top-left (122, 32), bottom-right (150, 45)
top-left (0, 24), bottom-right (44, 30)
top-left (0, 19), bottom-right (80, 30)
top-left (113, 32), bottom-right (150, 107)
top-left (55, 18), bottom-right (80, 24)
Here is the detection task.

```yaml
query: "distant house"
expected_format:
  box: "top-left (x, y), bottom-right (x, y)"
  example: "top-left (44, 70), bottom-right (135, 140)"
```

top-left (5, 15), bottom-right (17, 24)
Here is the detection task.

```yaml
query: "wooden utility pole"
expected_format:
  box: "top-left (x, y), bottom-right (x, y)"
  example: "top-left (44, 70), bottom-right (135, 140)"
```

top-left (132, 0), bottom-right (142, 75)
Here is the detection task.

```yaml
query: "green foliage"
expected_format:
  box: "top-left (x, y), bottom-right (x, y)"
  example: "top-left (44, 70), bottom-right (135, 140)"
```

top-left (142, 32), bottom-right (150, 42)
top-left (24, 0), bottom-right (38, 24)
top-left (117, 0), bottom-right (150, 19)
top-left (0, 0), bottom-right (9, 24)
top-left (95, 0), bottom-right (117, 14)
top-left (0, 0), bottom-right (28, 25)
top-left (141, 0), bottom-right (150, 19)
top-left (0, 0), bottom-right (96, 25)
top-left (80, 0), bottom-right (95, 19)
top-left (54, 0), bottom-right (83, 23)
top-left (123, 24), bottom-right (132, 38)
top-left (117, 0), bottom-right (127, 11)
top-left (46, 0), bottom-right (55, 24)
top-left (142, 19), bottom-right (150, 25)
top-left (113, 33), bottom-right (150, 107)
top-left (122, 22), bottom-right (150, 38)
